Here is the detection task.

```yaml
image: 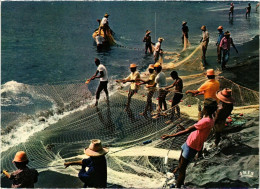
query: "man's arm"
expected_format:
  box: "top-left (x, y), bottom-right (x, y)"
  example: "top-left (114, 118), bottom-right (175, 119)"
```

top-left (231, 38), bottom-right (238, 53)
top-left (2, 170), bottom-right (11, 179)
top-left (161, 125), bottom-right (196, 140)
top-left (64, 160), bottom-right (83, 168)
top-left (94, 71), bottom-right (104, 79)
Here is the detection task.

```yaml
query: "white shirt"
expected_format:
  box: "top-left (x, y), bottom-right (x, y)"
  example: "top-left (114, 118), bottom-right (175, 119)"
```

top-left (202, 31), bottom-right (209, 42)
top-left (101, 17), bottom-right (108, 26)
top-left (95, 36), bottom-right (104, 45)
top-left (97, 64), bottom-right (108, 81)
top-left (154, 42), bottom-right (161, 54)
top-left (155, 72), bottom-right (167, 88)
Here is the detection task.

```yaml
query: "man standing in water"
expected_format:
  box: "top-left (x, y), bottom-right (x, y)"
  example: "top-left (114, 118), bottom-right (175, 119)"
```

top-left (219, 31), bottom-right (238, 70)
top-left (216, 26), bottom-right (224, 64)
top-left (86, 58), bottom-right (109, 106)
top-left (246, 3), bottom-right (251, 18)
top-left (229, 2), bottom-right (234, 18)
top-left (182, 21), bottom-right (189, 48)
top-left (154, 37), bottom-right (164, 63)
top-left (143, 30), bottom-right (153, 54)
top-left (200, 25), bottom-right (209, 66)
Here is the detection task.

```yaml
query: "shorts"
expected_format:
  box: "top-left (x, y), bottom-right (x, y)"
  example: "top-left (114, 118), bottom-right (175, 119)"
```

top-left (181, 142), bottom-right (198, 162)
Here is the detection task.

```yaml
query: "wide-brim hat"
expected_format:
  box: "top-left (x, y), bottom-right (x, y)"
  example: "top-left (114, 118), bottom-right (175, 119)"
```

top-left (146, 30), bottom-right (151, 35)
top-left (217, 26), bottom-right (223, 30)
top-left (154, 63), bottom-right (161, 68)
top-left (13, 151), bottom-right (28, 162)
top-left (182, 21), bottom-right (187, 25)
top-left (104, 13), bottom-right (109, 17)
top-left (130, 63), bottom-right (137, 68)
top-left (148, 64), bottom-right (154, 69)
top-left (224, 31), bottom-right (230, 36)
top-left (216, 88), bottom-right (234, 103)
top-left (206, 69), bottom-right (215, 76)
top-left (201, 25), bottom-right (206, 30)
top-left (84, 139), bottom-right (109, 157)
top-left (158, 37), bottom-right (164, 42)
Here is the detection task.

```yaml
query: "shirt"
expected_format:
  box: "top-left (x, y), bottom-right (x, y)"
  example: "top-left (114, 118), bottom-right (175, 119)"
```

top-left (154, 42), bottom-right (161, 53)
top-left (78, 157), bottom-right (107, 188)
top-left (155, 72), bottom-right (167, 88)
top-left (186, 117), bottom-right (214, 151)
top-left (101, 17), bottom-right (108, 26)
top-left (217, 31), bottom-right (224, 45)
top-left (219, 37), bottom-right (234, 50)
top-left (147, 73), bottom-right (156, 91)
top-left (97, 64), bottom-right (108, 81)
top-left (125, 71), bottom-right (140, 90)
top-left (143, 35), bottom-right (152, 45)
top-left (10, 167), bottom-right (39, 188)
top-left (202, 31), bottom-right (209, 42)
top-left (95, 36), bottom-right (104, 45)
top-left (215, 102), bottom-right (234, 124)
top-left (198, 79), bottom-right (220, 101)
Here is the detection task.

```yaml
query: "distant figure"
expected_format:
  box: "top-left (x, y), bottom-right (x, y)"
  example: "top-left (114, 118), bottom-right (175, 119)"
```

top-left (256, 3), bottom-right (260, 11)
top-left (246, 3), bottom-right (251, 18)
top-left (182, 21), bottom-right (190, 49)
top-left (64, 139), bottom-right (108, 188)
top-left (219, 31), bottom-right (238, 70)
top-left (154, 37), bottom-right (164, 63)
top-left (216, 26), bottom-right (224, 64)
top-left (98, 13), bottom-right (110, 39)
top-left (143, 30), bottom-right (153, 54)
top-left (214, 88), bottom-right (234, 146)
top-left (200, 25), bottom-right (209, 66)
top-left (138, 64), bottom-right (156, 117)
top-left (152, 63), bottom-right (167, 119)
top-left (229, 2), bottom-right (234, 18)
top-left (95, 33), bottom-right (105, 51)
top-left (86, 58), bottom-right (109, 106)
top-left (116, 64), bottom-right (140, 109)
top-left (2, 151), bottom-right (39, 188)
top-left (161, 98), bottom-right (218, 188)
top-left (165, 71), bottom-right (183, 124)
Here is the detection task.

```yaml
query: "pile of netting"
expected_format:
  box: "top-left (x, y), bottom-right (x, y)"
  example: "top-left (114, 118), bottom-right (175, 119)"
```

top-left (1, 45), bottom-right (259, 188)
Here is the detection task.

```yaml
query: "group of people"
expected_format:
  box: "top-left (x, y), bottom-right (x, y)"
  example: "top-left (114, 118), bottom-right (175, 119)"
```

top-left (229, 2), bottom-right (254, 19)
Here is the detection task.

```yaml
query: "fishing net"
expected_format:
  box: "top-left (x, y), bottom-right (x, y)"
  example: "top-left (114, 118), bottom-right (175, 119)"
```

top-left (1, 46), bottom-right (259, 188)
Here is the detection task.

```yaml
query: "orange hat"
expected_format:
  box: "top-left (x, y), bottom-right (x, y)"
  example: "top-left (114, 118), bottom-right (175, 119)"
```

top-left (216, 88), bottom-right (234, 104)
top-left (206, 69), bottom-right (215, 76)
top-left (84, 139), bottom-right (109, 157)
top-left (148, 64), bottom-right (154, 69)
top-left (201, 25), bottom-right (206, 30)
top-left (104, 13), bottom-right (109, 17)
top-left (154, 63), bottom-right (161, 68)
top-left (130, 63), bottom-right (137, 68)
top-left (217, 26), bottom-right (223, 30)
top-left (13, 151), bottom-right (28, 162)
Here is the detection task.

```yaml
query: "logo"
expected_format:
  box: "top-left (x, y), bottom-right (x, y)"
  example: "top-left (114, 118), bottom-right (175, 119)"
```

top-left (239, 170), bottom-right (255, 178)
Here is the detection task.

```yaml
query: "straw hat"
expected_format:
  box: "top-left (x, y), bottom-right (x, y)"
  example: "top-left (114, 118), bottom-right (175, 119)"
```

top-left (84, 139), bottom-right (109, 157)
top-left (154, 63), bottom-right (161, 68)
top-left (224, 31), bottom-right (230, 36)
top-left (182, 21), bottom-right (187, 25)
top-left (201, 25), bottom-right (206, 30)
top-left (130, 63), bottom-right (137, 68)
top-left (104, 13), bottom-right (109, 17)
top-left (158, 37), bottom-right (164, 42)
top-left (148, 64), bottom-right (154, 69)
top-left (13, 151), bottom-right (28, 162)
top-left (216, 88), bottom-right (234, 103)
top-left (206, 69), bottom-right (215, 76)
top-left (217, 26), bottom-right (223, 30)
top-left (146, 30), bottom-right (151, 35)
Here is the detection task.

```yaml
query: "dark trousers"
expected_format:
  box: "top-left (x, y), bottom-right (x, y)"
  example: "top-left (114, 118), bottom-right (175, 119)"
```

top-left (158, 89), bottom-right (168, 111)
top-left (217, 45), bottom-right (222, 63)
top-left (170, 93), bottom-right (183, 120)
top-left (222, 49), bottom-right (230, 69)
top-left (96, 81), bottom-right (109, 100)
top-left (145, 43), bottom-right (153, 54)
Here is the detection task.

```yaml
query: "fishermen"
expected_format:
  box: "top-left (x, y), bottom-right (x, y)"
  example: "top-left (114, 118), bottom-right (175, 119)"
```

top-left (98, 13), bottom-right (110, 39)
top-left (2, 151), bottom-right (39, 188)
top-left (186, 69), bottom-right (219, 119)
top-left (95, 33), bottom-right (105, 51)
top-left (116, 64), bottom-right (140, 109)
top-left (64, 139), bottom-right (108, 188)
top-left (138, 64), bottom-right (157, 117)
top-left (143, 30), bottom-right (153, 54)
top-left (200, 25), bottom-right (209, 66)
top-left (154, 37), bottom-right (164, 63)
top-left (216, 26), bottom-right (224, 64)
top-left (246, 3), bottom-right (251, 18)
top-left (229, 2), bottom-right (234, 18)
top-left (165, 71), bottom-right (183, 124)
top-left (182, 21), bottom-right (190, 49)
top-left (86, 58), bottom-right (109, 106)
top-left (161, 98), bottom-right (218, 188)
top-left (152, 63), bottom-right (167, 119)
top-left (214, 88), bottom-right (234, 146)
top-left (219, 31), bottom-right (238, 70)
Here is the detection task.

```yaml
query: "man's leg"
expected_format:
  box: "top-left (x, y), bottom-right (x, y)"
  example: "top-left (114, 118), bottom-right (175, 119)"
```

top-left (217, 45), bottom-right (221, 64)
top-left (103, 81), bottom-right (109, 101)
top-left (126, 89), bottom-right (135, 108)
top-left (95, 82), bottom-right (104, 106)
top-left (176, 156), bottom-right (189, 187)
top-left (148, 44), bottom-right (153, 54)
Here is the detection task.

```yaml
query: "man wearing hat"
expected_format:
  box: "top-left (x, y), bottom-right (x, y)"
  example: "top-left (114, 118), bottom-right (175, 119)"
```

top-left (154, 37), bottom-right (164, 63)
top-left (229, 2), bottom-right (234, 18)
top-left (214, 88), bottom-right (234, 146)
top-left (64, 139), bottom-right (109, 188)
top-left (219, 31), bottom-right (238, 70)
top-left (98, 13), bottom-right (110, 39)
top-left (138, 64), bottom-right (157, 116)
top-left (2, 151), bottom-right (39, 188)
top-left (216, 26), bottom-right (224, 64)
top-left (116, 63), bottom-right (140, 108)
top-left (143, 30), bottom-right (154, 54)
top-left (200, 25), bottom-right (209, 66)
top-left (182, 21), bottom-right (189, 46)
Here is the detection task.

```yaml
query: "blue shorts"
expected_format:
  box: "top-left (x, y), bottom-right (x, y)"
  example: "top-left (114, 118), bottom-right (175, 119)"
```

top-left (181, 142), bottom-right (198, 162)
